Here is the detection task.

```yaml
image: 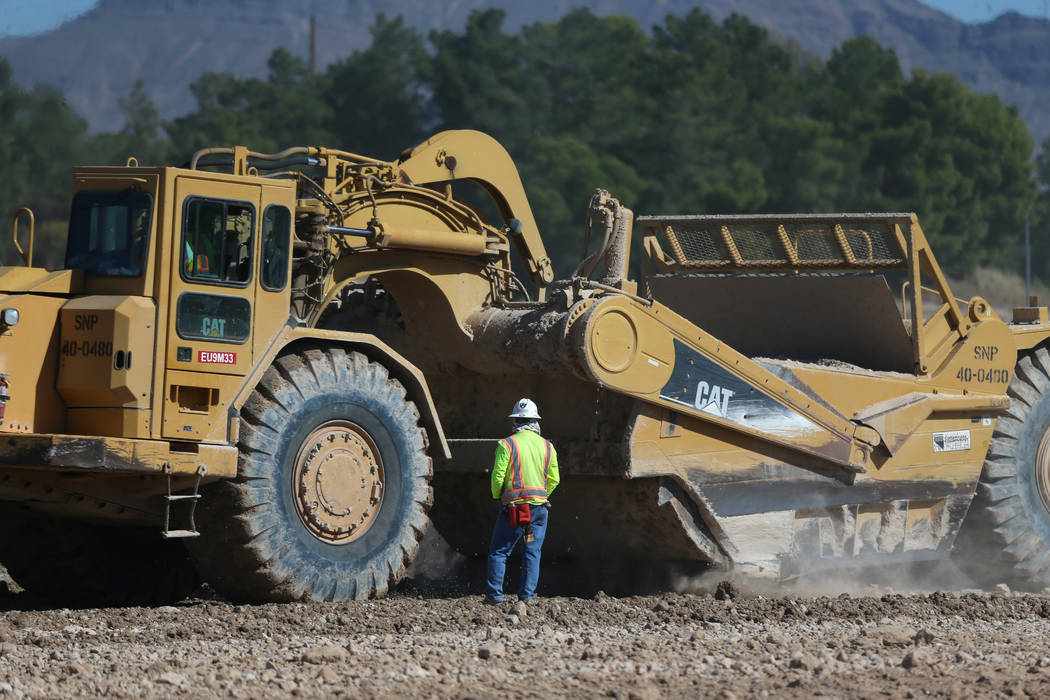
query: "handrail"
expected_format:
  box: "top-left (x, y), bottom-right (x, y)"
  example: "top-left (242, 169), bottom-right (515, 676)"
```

top-left (11, 208), bottom-right (34, 267)
top-left (190, 146), bottom-right (313, 171)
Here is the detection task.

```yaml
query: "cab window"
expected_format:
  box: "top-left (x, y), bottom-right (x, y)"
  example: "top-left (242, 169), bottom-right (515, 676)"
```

top-left (181, 197), bottom-right (254, 286)
top-left (260, 205), bottom-right (291, 291)
top-left (65, 189), bottom-right (152, 277)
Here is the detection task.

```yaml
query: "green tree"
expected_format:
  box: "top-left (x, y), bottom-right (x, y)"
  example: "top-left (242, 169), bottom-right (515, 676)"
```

top-left (427, 10), bottom-right (541, 149)
top-left (117, 79), bottom-right (163, 161)
top-left (2, 8), bottom-right (1045, 280)
top-left (808, 39), bottom-right (1036, 273)
top-left (87, 79), bottom-right (168, 166)
top-left (518, 135), bottom-right (644, 277)
top-left (425, 9), bottom-right (652, 271)
top-left (0, 58), bottom-right (89, 267)
top-left (868, 72), bottom-right (1034, 271)
top-left (807, 37), bottom-right (905, 208)
top-left (517, 9), bottom-right (650, 153)
top-left (322, 14), bottom-right (429, 158)
top-left (634, 11), bottom-right (790, 216)
top-left (1029, 139), bottom-right (1050, 282)
top-left (166, 49), bottom-right (331, 159)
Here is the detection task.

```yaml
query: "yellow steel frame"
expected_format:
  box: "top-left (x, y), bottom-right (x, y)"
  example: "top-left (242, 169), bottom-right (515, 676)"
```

top-left (640, 213), bottom-right (976, 378)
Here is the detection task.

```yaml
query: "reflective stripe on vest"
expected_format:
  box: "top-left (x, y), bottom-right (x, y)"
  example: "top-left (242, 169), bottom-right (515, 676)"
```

top-left (500, 434), bottom-right (550, 503)
top-left (501, 487), bottom-right (548, 502)
top-left (506, 437), bottom-right (522, 490)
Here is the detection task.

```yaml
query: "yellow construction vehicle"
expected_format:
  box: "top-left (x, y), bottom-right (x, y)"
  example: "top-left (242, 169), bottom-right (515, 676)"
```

top-left (0, 130), bottom-right (1048, 604)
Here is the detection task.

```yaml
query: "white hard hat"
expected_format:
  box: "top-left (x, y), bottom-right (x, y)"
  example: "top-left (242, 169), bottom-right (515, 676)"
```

top-left (508, 397), bottom-right (541, 420)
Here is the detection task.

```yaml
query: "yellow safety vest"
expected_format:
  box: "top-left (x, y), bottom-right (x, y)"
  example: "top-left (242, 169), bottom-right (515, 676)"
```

top-left (490, 429), bottom-right (560, 505)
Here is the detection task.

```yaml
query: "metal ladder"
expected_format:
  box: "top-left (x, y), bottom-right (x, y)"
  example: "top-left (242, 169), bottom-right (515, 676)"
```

top-left (162, 464), bottom-right (206, 539)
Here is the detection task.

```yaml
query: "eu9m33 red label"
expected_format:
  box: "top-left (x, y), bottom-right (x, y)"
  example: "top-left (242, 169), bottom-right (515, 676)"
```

top-left (198, 350), bottom-right (237, 365)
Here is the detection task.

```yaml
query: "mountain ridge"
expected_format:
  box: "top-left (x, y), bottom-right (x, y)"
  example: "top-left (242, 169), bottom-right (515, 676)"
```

top-left (1, 0), bottom-right (1047, 143)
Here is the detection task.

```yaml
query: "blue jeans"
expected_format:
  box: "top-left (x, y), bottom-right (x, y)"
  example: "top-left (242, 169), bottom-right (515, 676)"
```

top-left (485, 503), bottom-right (549, 602)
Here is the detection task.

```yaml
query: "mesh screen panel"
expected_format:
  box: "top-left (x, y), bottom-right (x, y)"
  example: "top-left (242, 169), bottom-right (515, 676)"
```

top-left (732, 224), bottom-right (785, 262)
top-left (665, 225), bottom-right (732, 266)
top-left (843, 226), bottom-right (900, 263)
top-left (657, 216), bottom-right (906, 270)
top-left (783, 223), bottom-right (843, 262)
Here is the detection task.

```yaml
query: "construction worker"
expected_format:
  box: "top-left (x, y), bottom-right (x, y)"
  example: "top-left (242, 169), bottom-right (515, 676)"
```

top-left (484, 397), bottom-right (559, 604)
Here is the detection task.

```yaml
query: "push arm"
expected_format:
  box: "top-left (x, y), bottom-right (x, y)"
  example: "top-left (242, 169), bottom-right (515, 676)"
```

top-left (397, 130), bottom-right (554, 297)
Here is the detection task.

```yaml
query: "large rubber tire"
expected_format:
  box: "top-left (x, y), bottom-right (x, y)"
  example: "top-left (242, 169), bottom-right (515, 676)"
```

top-left (0, 506), bottom-right (198, 607)
top-left (956, 347), bottom-right (1050, 590)
top-left (189, 348), bottom-right (432, 603)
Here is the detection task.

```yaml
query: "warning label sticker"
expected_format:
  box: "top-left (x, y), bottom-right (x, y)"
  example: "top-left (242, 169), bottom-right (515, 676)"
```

top-left (933, 429), bottom-right (971, 453)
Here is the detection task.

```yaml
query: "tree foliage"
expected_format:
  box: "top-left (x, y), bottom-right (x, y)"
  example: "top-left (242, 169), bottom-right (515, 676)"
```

top-left (0, 8), bottom-right (1044, 277)
top-left (0, 58), bottom-right (90, 266)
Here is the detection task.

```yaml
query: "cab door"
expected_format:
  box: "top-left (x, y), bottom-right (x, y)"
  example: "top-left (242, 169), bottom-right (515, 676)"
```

top-left (162, 177), bottom-right (260, 441)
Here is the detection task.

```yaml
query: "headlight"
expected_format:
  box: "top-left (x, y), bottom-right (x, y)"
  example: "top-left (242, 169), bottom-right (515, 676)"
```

top-left (0, 309), bottom-right (18, 327)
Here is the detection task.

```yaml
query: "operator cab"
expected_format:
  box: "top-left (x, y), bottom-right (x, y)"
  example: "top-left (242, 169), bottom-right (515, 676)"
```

top-left (55, 165), bottom-right (296, 443)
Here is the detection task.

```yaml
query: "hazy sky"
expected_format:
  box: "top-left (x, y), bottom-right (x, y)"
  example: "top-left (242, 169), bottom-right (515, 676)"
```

top-left (925, 0), bottom-right (1049, 19)
top-left (0, 0), bottom-right (1047, 37)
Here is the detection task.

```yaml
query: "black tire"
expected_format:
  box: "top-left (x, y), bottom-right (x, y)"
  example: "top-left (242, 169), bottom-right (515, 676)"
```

top-left (0, 506), bottom-right (198, 607)
top-left (189, 347), bottom-right (432, 602)
top-left (956, 347), bottom-right (1050, 590)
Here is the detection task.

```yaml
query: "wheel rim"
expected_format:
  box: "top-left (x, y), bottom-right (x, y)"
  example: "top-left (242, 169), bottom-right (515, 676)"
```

top-left (292, 420), bottom-right (385, 544)
top-left (1036, 426), bottom-right (1050, 515)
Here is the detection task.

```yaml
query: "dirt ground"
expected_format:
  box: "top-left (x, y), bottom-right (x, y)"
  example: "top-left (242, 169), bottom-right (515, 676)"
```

top-left (0, 566), bottom-right (1049, 699)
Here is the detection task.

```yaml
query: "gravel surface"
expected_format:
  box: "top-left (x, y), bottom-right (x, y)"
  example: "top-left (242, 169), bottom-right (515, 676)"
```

top-left (1, 579), bottom-right (1049, 698)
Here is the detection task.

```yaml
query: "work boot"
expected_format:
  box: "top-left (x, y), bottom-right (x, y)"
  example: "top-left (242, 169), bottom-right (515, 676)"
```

top-left (483, 596), bottom-right (502, 606)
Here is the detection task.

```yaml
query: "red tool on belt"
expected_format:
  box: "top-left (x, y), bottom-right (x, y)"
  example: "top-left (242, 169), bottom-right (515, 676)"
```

top-left (509, 502), bottom-right (534, 542)
top-left (508, 503), bottom-right (531, 528)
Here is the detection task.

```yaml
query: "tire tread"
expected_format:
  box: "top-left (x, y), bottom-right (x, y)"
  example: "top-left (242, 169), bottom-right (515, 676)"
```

top-left (957, 348), bottom-right (1050, 590)
top-left (189, 346), bottom-right (432, 602)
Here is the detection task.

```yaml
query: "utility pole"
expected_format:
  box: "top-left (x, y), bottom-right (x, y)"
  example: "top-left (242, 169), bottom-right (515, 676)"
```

top-left (310, 15), bottom-right (317, 76)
